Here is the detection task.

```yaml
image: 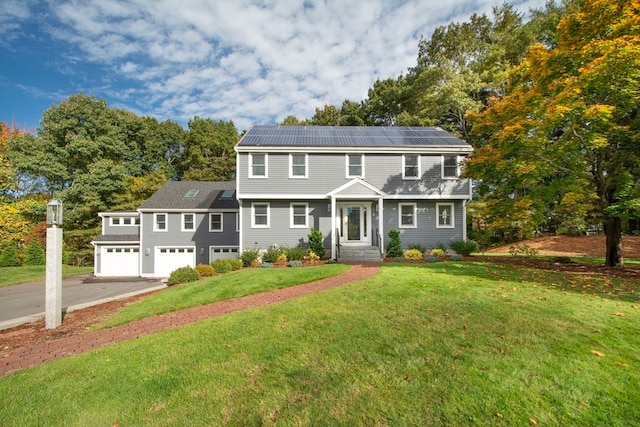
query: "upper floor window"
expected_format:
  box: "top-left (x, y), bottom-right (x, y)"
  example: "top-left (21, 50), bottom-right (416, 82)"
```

top-left (442, 155), bottom-right (459, 178)
top-left (346, 154), bottom-right (364, 178)
top-left (182, 213), bottom-right (195, 231)
top-left (290, 153), bottom-right (308, 178)
top-left (250, 153), bottom-right (268, 178)
top-left (436, 203), bottom-right (454, 228)
top-left (290, 203), bottom-right (308, 228)
top-left (252, 202), bottom-right (270, 228)
top-left (110, 216), bottom-right (140, 226)
top-left (399, 203), bottom-right (417, 228)
top-left (209, 213), bottom-right (223, 232)
top-left (154, 213), bottom-right (167, 232)
top-left (403, 155), bottom-right (420, 179)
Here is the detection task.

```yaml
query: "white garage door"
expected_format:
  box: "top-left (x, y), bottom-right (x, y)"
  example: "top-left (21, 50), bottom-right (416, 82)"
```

top-left (210, 246), bottom-right (239, 261)
top-left (155, 247), bottom-right (195, 277)
top-left (100, 246), bottom-right (139, 277)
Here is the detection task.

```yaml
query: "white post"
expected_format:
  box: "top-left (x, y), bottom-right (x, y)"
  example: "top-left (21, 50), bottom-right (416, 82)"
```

top-left (45, 225), bottom-right (63, 329)
top-left (378, 197), bottom-right (384, 257)
top-left (330, 196), bottom-right (336, 259)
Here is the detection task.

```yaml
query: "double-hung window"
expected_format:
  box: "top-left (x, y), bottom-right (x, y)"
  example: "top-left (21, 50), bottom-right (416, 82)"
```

top-left (436, 203), bottom-right (454, 228)
top-left (290, 154), bottom-right (308, 178)
top-left (182, 213), bottom-right (195, 231)
top-left (252, 202), bottom-right (270, 228)
top-left (154, 213), bottom-right (167, 232)
top-left (250, 153), bottom-right (267, 178)
top-left (290, 203), bottom-right (308, 228)
top-left (403, 155), bottom-right (420, 179)
top-left (209, 213), bottom-right (223, 232)
top-left (399, 203), bottom-right (417, 228)
top-left (442, 155), bottom-right (459, 178)
top-left (346, 154), bottom-right (364, 178)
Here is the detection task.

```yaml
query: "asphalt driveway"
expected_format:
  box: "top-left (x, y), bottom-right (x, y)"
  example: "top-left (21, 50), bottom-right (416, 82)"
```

top-left (0, 275), bottom-right (165, 330)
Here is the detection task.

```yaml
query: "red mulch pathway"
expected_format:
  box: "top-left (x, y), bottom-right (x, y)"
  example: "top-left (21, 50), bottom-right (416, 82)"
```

top-left (0, 263), bottom-right (379, 377)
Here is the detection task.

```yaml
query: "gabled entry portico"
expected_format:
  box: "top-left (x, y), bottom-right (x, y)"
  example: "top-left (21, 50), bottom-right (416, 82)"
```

top-left (328, 178), bottom-right (385, 260)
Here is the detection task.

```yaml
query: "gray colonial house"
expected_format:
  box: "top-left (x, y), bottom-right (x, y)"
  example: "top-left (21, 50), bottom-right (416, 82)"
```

top-left (93, 126), bottom-right (472, 277)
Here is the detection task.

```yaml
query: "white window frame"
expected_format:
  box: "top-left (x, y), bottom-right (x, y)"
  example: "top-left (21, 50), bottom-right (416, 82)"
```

top-left (290, 202), bottom-right (309, 228)
top-left (345, 153), bottom-right (365, 178)
top-left (442, 155), bottom-right (460, 179)
top-left (289, 153), bottom-right (308, 179)
top-left (249, 153), bottom-right (268, 178)
top-left (251, 202), bottom-right (270, 228)
top-left (209, 213), bottom-right (223, 232)
top-left (402, 154), bottom-right (420, 180)
top-left (398, 203), bottom-right (417, 228)
top-left (182, 213), bottom-right (195, 232)
top-left (436, 203), bottom-right (455, 228)
top-left (154, 213), bottom-right (167, 232)
top-left (110, 216), bottom-right (139, 226)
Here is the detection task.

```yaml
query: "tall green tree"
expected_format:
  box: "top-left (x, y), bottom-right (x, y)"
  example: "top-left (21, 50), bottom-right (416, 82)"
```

top-left (7, 94), bottom-right (145, 228)
top-left (180, 117), bottom-right (238, 181)
top-left (409, 5), bottom-right (534, 137)
top-left (466, 0), bottom-right (640, 267)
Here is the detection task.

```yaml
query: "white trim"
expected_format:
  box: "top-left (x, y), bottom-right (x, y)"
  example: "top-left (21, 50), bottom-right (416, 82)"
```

top-left (209, 212), bottom-right (223, 232)
top-left (383, 194), bottom-right (471, 200)
top-left (290, 202), bottom-right (309, 228)
top-left (345, 153), bottom-right (365, 178)
top-left (249, 153), bottom-right (268, 178)
top-left (398, 203), bottom-right (417, 228)
top-left (402, 154), bottom-right (421, 180)
top-left (289, 153), bottom-right (308, 179)
top-left (236, 212), bottom-right (240, 232)
top-left (236, 146), bottom-right (472, 154)
top-left (238, 204), bottom-right (243, 253)
top-left (328, 177), bottom-right (386, 197)
top-left (237, 193), bottom-right (328, 200)
top-left (436, 203), bottom-right (455, 228)
top-left (181, 213), bottom-right (195, 232)
top-left (154, 213), bottom-right (168, 232)
top-left (98, 212), bottom-right (138, 217)
top-left (441, 155), bottom-right (460, 179)
top-left (251, 202), bottom-right (270, 228)
top-left (140, 209), bottom-right (238, 213)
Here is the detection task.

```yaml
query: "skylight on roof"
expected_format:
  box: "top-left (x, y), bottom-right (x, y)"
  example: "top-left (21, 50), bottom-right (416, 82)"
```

top-left (184, 189), bottom-right (199, 198)
top-left (221, 189), bottom-right (235, 199)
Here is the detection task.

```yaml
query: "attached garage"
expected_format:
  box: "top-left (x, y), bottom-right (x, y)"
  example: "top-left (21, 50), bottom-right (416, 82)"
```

top-left (210, 246), bottom-right (239, 261)
top-left (97, 246), bottom-right (140, 277)
top-left (155, 247), bottom-right (196, 277)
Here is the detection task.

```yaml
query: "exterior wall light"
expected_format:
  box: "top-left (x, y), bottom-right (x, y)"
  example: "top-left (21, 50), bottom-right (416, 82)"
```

top-left (46, 199), bottom-right (63, 227)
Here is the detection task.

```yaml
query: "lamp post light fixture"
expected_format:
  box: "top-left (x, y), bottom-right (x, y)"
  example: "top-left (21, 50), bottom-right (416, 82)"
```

top-left (45, 198), bottom-right (63, 329)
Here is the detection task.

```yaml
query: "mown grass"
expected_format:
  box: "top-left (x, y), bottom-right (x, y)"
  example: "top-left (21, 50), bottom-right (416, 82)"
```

top-left (1, 262), bottom-right (639, 426)
top-left (0, 265), bottom-right (94, 288)
top-left (98, 264), bottom-right (350, 328)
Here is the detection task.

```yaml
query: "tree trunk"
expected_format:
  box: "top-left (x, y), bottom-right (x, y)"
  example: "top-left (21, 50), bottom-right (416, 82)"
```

top-left (604, 217), bottom-right (623, 267)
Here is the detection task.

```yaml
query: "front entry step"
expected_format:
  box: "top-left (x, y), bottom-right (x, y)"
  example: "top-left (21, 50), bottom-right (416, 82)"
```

top-left (338, 246), bottom-right (383, 262)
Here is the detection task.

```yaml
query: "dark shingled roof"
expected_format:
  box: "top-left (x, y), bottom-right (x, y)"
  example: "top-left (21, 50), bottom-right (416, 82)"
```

top-left (237, 126), bottom-right (471, 148)
top-left (92, 234), bottom-right (139, 243)
top-left (139, 181), bottom-right (238, 210)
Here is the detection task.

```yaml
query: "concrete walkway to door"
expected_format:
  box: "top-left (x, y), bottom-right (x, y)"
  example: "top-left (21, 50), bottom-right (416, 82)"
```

top-left (0, 263), bottom-right (380, 377)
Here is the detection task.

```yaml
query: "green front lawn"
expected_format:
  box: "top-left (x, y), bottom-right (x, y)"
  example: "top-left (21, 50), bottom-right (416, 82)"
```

top-left (1, 262), bottom-right (638, 426)
top-left (0, 265), bottom-right (94, 288)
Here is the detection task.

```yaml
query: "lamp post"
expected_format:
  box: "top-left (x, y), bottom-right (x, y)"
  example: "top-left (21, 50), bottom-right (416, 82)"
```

top-left (45, 199), bottom-right (63, 329)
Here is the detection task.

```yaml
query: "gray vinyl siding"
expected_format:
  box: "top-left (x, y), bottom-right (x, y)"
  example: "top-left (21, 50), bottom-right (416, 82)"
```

top-left (102, 219), bottom-right (139, 236)
top-left (241, 200), bottom-right (332, 256)
top-left (382, 200), bottom-right (465, 249)
top-left (140, 211), bottom-right (239, 274)
top-left (237, 152), bottom-right (470, 197)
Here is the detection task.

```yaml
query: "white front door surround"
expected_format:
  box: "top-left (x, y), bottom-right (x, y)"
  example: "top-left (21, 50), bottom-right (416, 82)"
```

top-left (336, 202), bottom-right (372, 246)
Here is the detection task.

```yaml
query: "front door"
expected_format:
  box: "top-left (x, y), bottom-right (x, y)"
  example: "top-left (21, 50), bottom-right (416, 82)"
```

top-left (338, 203), bottom-right (371, 245)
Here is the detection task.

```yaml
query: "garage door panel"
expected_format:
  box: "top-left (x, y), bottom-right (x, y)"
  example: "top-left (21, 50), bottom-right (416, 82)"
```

top-left (155, 247), bottom-right (195, 277)
top-left (101, 246), bottom-right (139, 276)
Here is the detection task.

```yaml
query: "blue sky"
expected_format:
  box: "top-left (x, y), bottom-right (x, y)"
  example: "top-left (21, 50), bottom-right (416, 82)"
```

top-left (1, 0), bottom-right (547, 132)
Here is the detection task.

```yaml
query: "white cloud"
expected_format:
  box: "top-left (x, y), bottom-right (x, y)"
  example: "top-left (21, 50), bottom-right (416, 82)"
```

top-left (4, 0), bottom-right (548, 130)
